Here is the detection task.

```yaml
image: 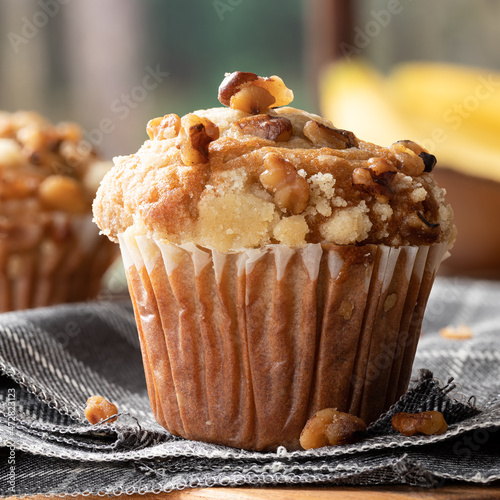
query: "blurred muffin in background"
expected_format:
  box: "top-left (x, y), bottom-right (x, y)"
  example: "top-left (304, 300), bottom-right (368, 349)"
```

top-left (0, 111), bottom-right (117, 311)
top-left (321, 59), bottom-right (500, 279)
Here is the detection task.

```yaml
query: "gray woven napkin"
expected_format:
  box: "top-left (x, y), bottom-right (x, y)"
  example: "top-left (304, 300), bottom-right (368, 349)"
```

top-left (1, 277), bottom-right (499, 496)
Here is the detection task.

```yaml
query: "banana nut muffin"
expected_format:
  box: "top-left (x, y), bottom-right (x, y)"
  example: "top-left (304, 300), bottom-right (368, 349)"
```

top-left (93, 72), bottom-right (455, 451)
top-left (0, 110), bottom-right (116, 310)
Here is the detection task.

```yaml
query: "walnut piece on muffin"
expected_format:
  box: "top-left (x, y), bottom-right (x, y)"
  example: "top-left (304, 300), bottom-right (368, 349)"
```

top-left (94, 71), bottom-right (455, 253)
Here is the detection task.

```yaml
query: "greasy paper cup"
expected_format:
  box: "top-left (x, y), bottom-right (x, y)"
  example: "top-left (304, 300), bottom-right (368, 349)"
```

top-left (119, 231), bottom-right (448, 451)
top-left (0, 215), bottom-right (116, 312)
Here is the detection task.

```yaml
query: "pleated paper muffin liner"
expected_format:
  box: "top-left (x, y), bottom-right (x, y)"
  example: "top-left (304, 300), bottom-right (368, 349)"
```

top-left (0, 215), bottom-right (116, 312)
top-left (119, 231), bottom-right (449, 451)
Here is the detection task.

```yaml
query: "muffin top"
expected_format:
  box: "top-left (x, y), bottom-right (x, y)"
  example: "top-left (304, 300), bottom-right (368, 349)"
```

top-left (93, 72), bottom-right (455, 252)
top-left (0, 110), bottom-right (110, 216)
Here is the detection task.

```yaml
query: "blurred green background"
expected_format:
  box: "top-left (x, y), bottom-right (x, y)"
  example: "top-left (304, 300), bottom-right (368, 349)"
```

top-left (1, 0), bottom-right (499, 160)
top-left (0, 0), bottom-right (308, 158)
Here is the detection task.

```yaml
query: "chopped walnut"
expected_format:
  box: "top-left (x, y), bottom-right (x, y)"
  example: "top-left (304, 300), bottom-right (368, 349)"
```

top-left (260, 154), bottom-right (309, 214)
top-left (390, 142), bottom-right (426, 176)
top-left (0, 175), bottom-right (39, 199)
top-left (235, 114), bottom-right (292, 142)
top-left (176, 113), bottom-right (219, 166)
top-left (255, 75), bottom-right (294, 108)
top-left (0, 138), bottom-right (25, 169)
top-left (218, 71), bottom-right (258, 105)
top-left (367, 157), bottom-right (398, 177)
top-left (218, 71), bottom-right (293, 114)
top-left (351, 167), bottom-right (373, 188)
top-left (84, 395), bottom-right (118, 424)
top-left (57, 122), bottom-right (83, 143)
top-left (391, 411), bottom-right (448, 436)
top-left (300, 408), bottom-right (366, 450)
top-left (439, 324), bottom-right (473, 340)
top-left (394, 140), bottom-right (426, 156)
top-left (147, 114), bottom-right (181, 140)
top-left (17, 124), bottom-right (45, 152)
top-left (230, 86), bottom-right (275, 115)
top-left (394, 140), bottom-right (437, 172)
top-left (38, 175), bottom-right (88, 214)
top-left (352, 157), bottom-right (398, 201)
top-left (303, 120), bottom-right (358, 149)
top-left (419, 152), bottom-right (437, 172)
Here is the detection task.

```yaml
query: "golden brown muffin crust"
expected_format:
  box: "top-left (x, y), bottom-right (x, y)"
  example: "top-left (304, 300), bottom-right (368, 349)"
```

top-left (93, 73), bottom-right (455, 252)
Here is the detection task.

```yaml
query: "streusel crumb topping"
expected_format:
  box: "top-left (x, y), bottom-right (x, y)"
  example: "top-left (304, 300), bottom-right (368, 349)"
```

top-left (93, 72), bottom-right (455, 252)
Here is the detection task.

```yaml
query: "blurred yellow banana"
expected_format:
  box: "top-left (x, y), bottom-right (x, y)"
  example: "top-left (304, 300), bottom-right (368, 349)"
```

top-left (320, 59), bottom-right (500, 182)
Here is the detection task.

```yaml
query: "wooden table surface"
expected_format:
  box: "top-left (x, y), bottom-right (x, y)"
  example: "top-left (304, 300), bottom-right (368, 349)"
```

top-left (12, 484), bottom-right (500, 500)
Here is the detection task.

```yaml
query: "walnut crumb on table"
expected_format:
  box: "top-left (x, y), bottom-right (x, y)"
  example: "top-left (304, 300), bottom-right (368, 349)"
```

top-left (439, 324), bottom-right (473, 340)
top-left (392, 411), bottom-right (448, 436)
top-left (300, 408), bottom-right (367, 450)
top-left (84, 395), bottom-right (118, 424)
